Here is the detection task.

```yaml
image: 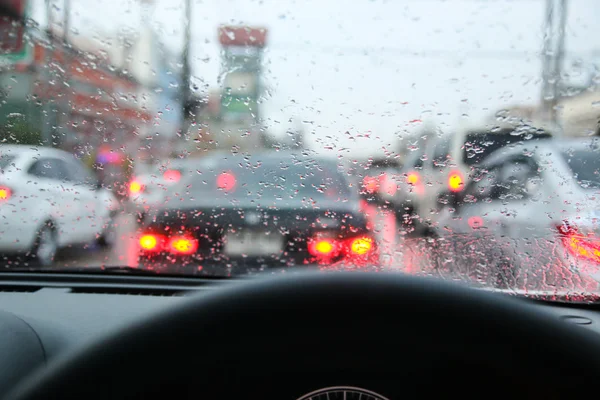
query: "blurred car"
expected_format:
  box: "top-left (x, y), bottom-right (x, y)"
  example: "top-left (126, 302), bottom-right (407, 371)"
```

top-left (390, 123), bottom-right (555, 234)
top-left (0, 145), bottom-right (118, 266)
top-left (128, 158), bottom-right (200, 222)
top-left (358, 158), bottom-right (403, 208)
top-left (429, 138), bottom-right (600, 291)
top-left (136, 152), bottom-right (378, 275)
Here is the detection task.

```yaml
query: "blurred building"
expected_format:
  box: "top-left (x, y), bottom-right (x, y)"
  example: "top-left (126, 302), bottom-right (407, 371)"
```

top-left (490, 87), bottom-right (600, 138)
top-left (0, 27), bottom-right (151, 164)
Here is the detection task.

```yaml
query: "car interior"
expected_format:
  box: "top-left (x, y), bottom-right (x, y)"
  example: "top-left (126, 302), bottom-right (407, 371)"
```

top-left (2, 270), bottom-right (600, 399)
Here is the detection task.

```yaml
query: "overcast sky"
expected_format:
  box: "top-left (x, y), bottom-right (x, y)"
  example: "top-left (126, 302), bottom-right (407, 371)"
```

top-left (30, 0), bottom-right (600, 158)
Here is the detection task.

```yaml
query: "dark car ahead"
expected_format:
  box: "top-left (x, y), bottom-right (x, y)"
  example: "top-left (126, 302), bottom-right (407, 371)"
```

top-left (136, 152), bottom-right (378, 275)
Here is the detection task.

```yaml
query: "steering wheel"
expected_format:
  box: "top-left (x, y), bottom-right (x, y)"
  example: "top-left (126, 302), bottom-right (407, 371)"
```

top-left (9, 272), bottom-right (600, 399)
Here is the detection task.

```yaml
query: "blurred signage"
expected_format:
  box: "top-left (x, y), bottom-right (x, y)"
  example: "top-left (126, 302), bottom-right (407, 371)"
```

top-left (0, 0), bottom-right (26, 57)
top-left (224, 71), bottom-right (257, 96)
top-left (219, 26), bottom-right (267, 48)
top-left (221, 94), bottom-right (257, 119)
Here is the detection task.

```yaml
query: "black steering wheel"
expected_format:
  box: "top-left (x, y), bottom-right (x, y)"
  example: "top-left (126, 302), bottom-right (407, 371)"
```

top-left (8, 272), bottom-right (600, 399)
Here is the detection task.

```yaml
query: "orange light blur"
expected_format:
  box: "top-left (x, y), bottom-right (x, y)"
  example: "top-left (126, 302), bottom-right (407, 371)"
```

top-left (139, 234), bottom-right (159, 250)
top-left (308, 238), bottom-right (339, 257)
top-left (350, 237), bottom-right (374, 255)
top-left (362, 176), bottom-right (379, 194)
top-left (0, 186), bottom-right (11, 200)
top-left (315, 240), bottom-right (334, 254)
top-left (448, 171), bottom-right (464, 192)
top-left (129, 180), bottom-right (143, 194)
top-left (168, 236), bottom-right (199, 255)
top-left (406, 172), bottom-right (420, 185)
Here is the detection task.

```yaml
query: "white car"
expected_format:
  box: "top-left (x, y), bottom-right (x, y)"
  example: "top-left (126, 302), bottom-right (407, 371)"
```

top-left (431, 138), bottom-right (600, 290)
top-left (390, 122), bottom-right (556, 234)
top-left (0, 145), bottom-right (119, 266)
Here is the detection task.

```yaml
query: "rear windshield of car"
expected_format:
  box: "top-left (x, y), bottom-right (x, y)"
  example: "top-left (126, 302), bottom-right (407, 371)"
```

top-left (0, 155), bottom-right (14, 170)
top-left (562, 149), bottom-right (600, 189)
top-left (188, 160), bottom-right (351, 200)
top-left (462, 128), bottom-right (552, 166)
top-left (432, 138), bottom-right (451, 166)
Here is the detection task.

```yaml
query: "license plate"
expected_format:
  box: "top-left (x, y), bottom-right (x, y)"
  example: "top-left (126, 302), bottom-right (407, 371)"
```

top-left (224, 231), bottom-right (284, 256)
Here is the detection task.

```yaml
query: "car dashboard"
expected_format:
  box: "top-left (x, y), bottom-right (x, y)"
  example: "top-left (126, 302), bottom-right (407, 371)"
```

top-left (1, 272), bottom-right (600, 399)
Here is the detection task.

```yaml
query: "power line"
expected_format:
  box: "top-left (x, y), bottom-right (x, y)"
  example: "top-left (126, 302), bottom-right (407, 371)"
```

top-left (266, 42), bottom-right (591, 61)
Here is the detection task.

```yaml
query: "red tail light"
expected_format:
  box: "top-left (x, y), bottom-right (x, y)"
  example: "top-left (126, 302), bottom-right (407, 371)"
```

top-left (448, 170), bottom-right (464, 192)
top-left (217, 172), bottom-right (236, 191)
top-left (129, 179), bottom-right (144, 195)
top-left (163, 169), bottom-right (181, 182)
top-left (308, 237), bottom-right (341, 258)
top-left (139, 234), bottom-right (164, 252)
top-left (349, 236), bottom-right (374, 255)
top-left (139, 232), bottom-right (198, 255)
top-left (0, 186), bottom-right (12, 201)
top-left (557, 221), bottom-right (600, 264)
top-left (308, 234), bottom-right (377, 264)
top-left (168, 235), bottom-right (199, 255)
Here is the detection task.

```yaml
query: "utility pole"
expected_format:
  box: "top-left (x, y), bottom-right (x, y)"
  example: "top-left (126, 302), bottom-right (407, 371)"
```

top-left (42, 0), bottom-right (54, 146)
top-left (180, 0), bottom-right (192, 147)
top-left (540, 0), bottom-right (567, 128)
top-left (62, 0), bottom-right (70, 149)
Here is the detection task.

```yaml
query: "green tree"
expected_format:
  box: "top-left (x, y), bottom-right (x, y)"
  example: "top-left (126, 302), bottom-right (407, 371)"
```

top-left (0, 117), bottom-right (43, 146)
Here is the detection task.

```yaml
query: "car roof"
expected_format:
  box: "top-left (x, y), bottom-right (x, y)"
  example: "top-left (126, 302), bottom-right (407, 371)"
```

top-left (199, 150), bottom-right (341, 168)
top-left (0, 144), bottom-right (70, 159)
top-left (479, 138), bottom-right (594, 166)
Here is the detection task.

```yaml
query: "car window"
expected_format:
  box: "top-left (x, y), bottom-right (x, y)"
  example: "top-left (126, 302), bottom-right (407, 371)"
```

top-left (561, 149), bottom-right (600, 189)
top-left (64, 159), bottom-right (98, 187)
top-left (0, 154), bottom-right (14, 170)
top-left (187, 159), bottom-right (351, 200)
top-left (461, 167), bottom-right (500, 204)
top-left (28, 158), bottom-right (69, 181)
top-left (432, 138), bottom-right (451, 167)
top-left (495, 158), bottom-right (540, 201)
top-left (462, 129), bottom-right (551, 166)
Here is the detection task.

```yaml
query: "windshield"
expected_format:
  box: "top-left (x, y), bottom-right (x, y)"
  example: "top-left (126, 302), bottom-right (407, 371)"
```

top-left (1, 0), bottom-right (600, 302)
top-left (0, 155), bottom-right (14, 170)
top-left (562, 148), bottom-right (600, 189)
top-left (184, 156), bottom-right (351, 201)
top-left (462, 129), bottom-right (552, 166)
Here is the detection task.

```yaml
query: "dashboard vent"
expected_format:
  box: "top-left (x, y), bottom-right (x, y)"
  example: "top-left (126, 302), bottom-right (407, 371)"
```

top-left (69, 287), bottom-right (189, 297)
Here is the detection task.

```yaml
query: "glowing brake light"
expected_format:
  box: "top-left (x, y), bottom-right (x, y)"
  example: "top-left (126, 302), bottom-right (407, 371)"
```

top-left (448, 170), bottom-right (464, 192)
top-left (163, 169), bottom-right (181, 182)
top-left (308, 238), bottom-right (340, 257)
top-left (129, 180), bottom-right (143, 195)
top-left (139, 234), bottom-right (162, 251)
top-left (217, 172), bottom-right (236, 191)
top-left (0, 186), bottom-right (11, 201)
top-left (349, 236), bottom-right (374, 255)
top-left (168, 235), bottom-right (199, 255)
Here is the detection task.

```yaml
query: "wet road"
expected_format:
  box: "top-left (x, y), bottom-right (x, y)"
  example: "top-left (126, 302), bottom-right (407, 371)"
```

top-left (52, 214), bottom-right (140, 268)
